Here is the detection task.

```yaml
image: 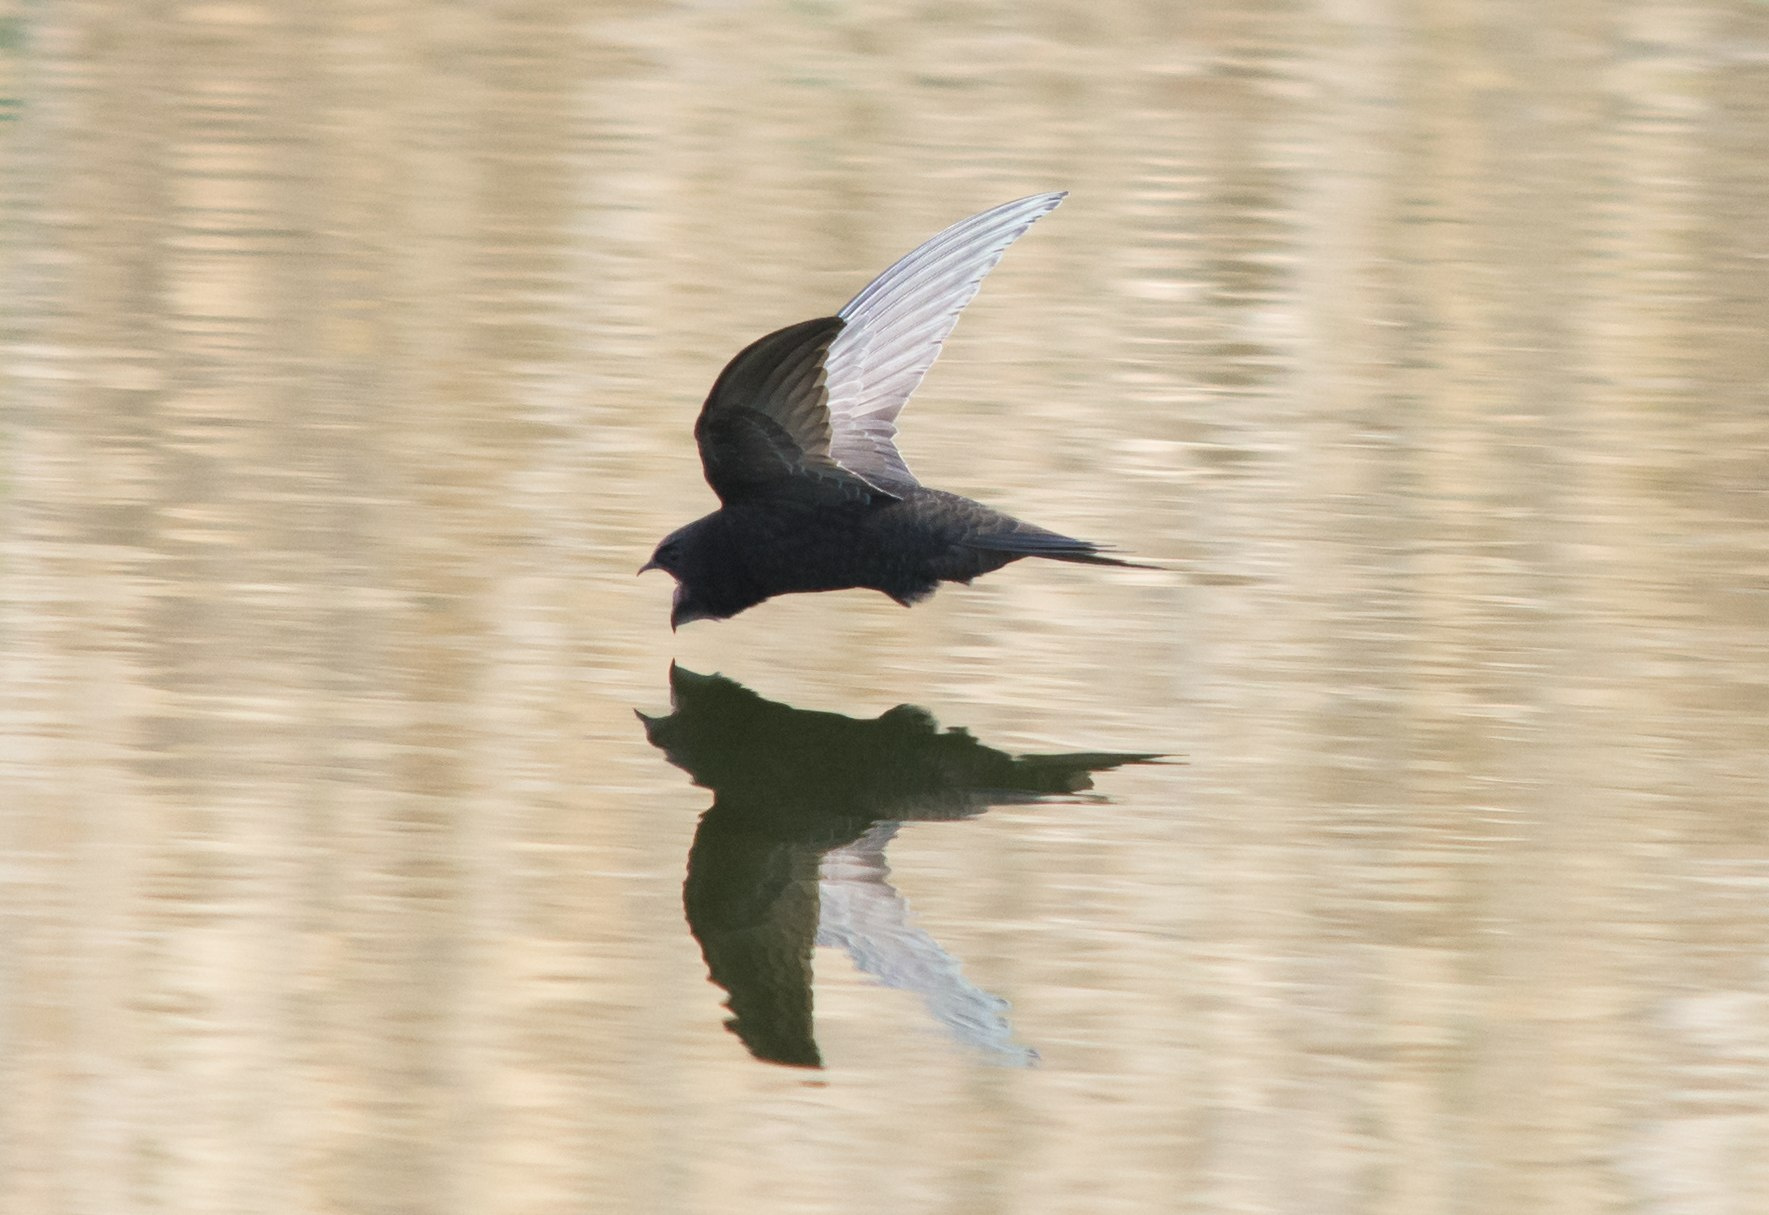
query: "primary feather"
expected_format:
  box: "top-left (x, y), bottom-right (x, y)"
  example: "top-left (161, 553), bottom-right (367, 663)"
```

top-left (824, 191), bottom-right (1067, 493)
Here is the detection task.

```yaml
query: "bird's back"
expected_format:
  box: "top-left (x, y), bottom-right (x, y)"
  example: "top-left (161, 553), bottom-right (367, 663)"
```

top-left (864, 488), bottom-right (1144, 604)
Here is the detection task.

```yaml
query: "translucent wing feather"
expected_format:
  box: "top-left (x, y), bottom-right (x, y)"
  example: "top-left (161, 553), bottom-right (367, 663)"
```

top-left (823, 192), bottom-right (1067, 493)
top-left (817, 824), bottom-right (1037, 1066)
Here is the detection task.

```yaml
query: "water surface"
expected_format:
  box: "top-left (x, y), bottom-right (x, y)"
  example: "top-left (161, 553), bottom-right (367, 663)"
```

top-left (4, 2), bottom-right (1768, 1213)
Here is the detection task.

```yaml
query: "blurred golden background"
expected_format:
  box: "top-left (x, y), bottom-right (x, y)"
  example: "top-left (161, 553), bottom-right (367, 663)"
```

top-left (3, 1), bottom-right (1767, 1213)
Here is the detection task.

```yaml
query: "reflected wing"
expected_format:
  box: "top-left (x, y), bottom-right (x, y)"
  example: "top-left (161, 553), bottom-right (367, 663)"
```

top-left (694, 316), bottom-right (887, 504)
top-left (816, 824), bottom-right (1038, 1066)
top-left (823, 192), bottom-right (1067, 494)
top-left (684, 811), bottom-right (824, 1068)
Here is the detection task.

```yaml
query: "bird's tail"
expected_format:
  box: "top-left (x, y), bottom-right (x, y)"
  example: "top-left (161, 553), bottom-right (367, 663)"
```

top-left (1037, 548), bottom-right (1160, 570)
top-left (962, 527), bottom-right (1160, 570)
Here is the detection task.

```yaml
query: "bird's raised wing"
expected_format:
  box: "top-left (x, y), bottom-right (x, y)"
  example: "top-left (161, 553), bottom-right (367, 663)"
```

top-left (693, 194), bottom-right (1066, 504)
top-left (824, 191), bottom-right (1067, 494)
top-left (694, 315), bottom-right (885, 504)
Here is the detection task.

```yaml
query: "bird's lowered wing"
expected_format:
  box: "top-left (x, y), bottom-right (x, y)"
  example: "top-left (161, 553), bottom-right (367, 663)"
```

top-left (824, 191), bottom-right (1067, 494)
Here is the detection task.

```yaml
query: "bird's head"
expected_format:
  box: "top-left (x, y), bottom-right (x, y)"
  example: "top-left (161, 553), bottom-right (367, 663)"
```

top-left (640, 516), bottom-right (727, 630)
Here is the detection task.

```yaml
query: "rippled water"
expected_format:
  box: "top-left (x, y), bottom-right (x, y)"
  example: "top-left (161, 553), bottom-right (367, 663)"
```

top-left (5, 2), bottom-right (1768, 1213)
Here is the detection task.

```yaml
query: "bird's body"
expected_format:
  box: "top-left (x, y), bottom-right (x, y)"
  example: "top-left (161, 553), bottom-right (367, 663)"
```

top-left (660, 486), bottom-right (1129, 623)
top-left (643, 193), bottom-right (1151, 628)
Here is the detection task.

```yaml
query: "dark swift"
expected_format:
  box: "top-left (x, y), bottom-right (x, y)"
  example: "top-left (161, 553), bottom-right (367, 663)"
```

top-left (641, 192), bottom-right (1153, 628)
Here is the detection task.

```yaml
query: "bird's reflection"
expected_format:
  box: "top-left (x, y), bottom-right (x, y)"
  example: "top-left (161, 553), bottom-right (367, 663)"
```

top-left (638, 665), bottom-right (1160, 1069)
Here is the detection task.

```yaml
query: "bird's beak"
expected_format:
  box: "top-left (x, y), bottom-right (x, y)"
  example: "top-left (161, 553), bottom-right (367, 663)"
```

top-left (638, 558), bottom-right (661, 575)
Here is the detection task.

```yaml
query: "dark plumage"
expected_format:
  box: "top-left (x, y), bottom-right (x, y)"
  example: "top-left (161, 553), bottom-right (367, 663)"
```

top-left (638, 664), bottom-right (1161, 1067)
top-left (642, 193), bottom-right (1153, 628)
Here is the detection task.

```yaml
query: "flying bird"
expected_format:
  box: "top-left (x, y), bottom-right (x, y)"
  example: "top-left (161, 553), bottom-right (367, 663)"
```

top-left (641, 192), bottom-right (1153, 628)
